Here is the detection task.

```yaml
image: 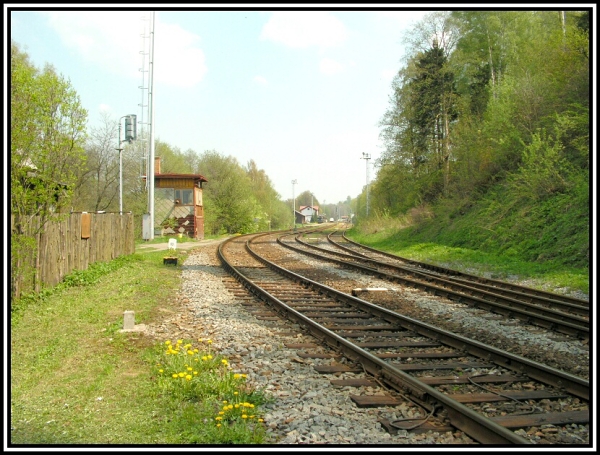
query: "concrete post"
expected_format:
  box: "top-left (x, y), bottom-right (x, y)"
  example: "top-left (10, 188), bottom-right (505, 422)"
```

top-left (123, 310), bottom-right (135, 330)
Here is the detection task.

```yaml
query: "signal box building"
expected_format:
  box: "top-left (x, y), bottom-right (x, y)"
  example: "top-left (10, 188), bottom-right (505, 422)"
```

top-left (147, 157), bottom-right (208, 239)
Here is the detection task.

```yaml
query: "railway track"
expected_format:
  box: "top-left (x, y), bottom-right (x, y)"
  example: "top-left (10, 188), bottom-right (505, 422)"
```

top-left (279, 229), bottom-right (589, 340)
top-left (217, 230), bottom-right (589, 445)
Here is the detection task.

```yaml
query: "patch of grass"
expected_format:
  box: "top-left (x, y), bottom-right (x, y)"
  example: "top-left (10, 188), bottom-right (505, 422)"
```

top-left (10, 251), bottom-right (271, 445)
top-left (149, 338), bottom-right (270, 443)
top-left (11, 254), bottom-right (146, 326)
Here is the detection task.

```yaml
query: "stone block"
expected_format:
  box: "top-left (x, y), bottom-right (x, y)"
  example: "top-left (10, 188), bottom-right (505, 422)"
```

top-left (123, 310), bottom-right (135, 330)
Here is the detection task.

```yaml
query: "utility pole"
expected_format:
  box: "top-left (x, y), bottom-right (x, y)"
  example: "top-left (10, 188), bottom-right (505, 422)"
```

top-left (292, 179), bottom-right (297, 229)
top-left (361, 152), bottom-right (371, 217)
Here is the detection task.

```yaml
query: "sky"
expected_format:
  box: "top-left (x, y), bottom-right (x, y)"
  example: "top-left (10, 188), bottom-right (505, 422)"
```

top-left (6, 4), bottom-right (440, 205)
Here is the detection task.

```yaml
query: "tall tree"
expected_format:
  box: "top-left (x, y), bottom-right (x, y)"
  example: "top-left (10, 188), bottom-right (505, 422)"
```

top-left (295, 190), bottom-right (319, 208)
top-left (197, 151), bottom-right (261, 234)
top-left (411, 40), bottom-right (458, 180)
top-left (11, 42), bottom-right (88, 218)
top-left (154, 139), bottom-right (194, 174)
top-left (73, 112), bottom-right (119, 211)
top-left (379, 12), bottom-right (460, 200)
top-left (245, 160), bottom-right (284, 230)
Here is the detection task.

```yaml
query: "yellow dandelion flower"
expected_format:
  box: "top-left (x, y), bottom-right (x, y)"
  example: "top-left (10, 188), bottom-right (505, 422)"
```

top-left (242, 374), bottom-right (247, 378)
top-left (258, 419), bottom-right (264, 423)
top-left (193, 348), bottom-right (199, 353)
top-left (215, 416), bottom-right (222, 421)
top-left (177, 339), bottom-right (183, 344)
top-left (228, 405), bottom-right (233, 410)
top-left (234, 404), bottom-right (240, 409)
top-left (187, 367), bottom-right (193, 371)
top-left (223, 401), bottom-right (228, 404)
top-left (193, 371), bottom-right (198, 375)
top-left (178, 372), bottom-right (185, 378)
top-left (172, 374), bottom-right (178, 379)
top-left (242, 415), bottom-right (248, 419)
top-left (249, 404), bottom-right (255, 408)
top-left (198, 338), bottom-right (204, 342)
top-left (221, 359), bottom-right (228, 365)
top-left (233, 392), bottom-right (238, 395)
top-left (219, 411), bottom-right (225, 415)
top-left (216, 423), bottom-right (221, 428)
top-left (233, 374), bottom-right (241, 379)
top-left (165, 340), bottom-right (171, 345)
top-left (207, 355), bottom-right (213, 359)
top-left (185, 375), bottom-right (192, 381)
top-left (250, 415), bottom-right (255, 419)
top-left (202, 356), bottom-right (208, 361)
top-left (184, 343), bottom-right (191, 349)
top-left (187, 350), bottom-right (194, 355)
top-left (159, 369), bottom-right (164, 373)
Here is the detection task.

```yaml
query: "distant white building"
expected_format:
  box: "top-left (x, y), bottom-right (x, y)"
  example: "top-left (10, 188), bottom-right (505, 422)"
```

top-left (298, 205), bottom-right (319, 223)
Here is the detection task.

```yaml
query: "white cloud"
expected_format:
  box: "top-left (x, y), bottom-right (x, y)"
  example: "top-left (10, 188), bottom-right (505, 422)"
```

top-left (253, 75), bottom-right (268, 86)
top-left (43, 11), bottom-right (206, 88)
top-left (44, 11), bottom-right (148, 74)
top-left (260, 11), bottom-right (348, 49)
top-left (99, 103), bottom-right (111, 112)
top-left (154, 20), bottom-right (207, 88)
top-left (319, 57), bottom-right (343, 75)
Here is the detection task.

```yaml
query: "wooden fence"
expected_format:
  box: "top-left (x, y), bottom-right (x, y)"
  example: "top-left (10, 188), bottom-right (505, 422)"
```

top-left (11, 212), bottom-right (135, 299)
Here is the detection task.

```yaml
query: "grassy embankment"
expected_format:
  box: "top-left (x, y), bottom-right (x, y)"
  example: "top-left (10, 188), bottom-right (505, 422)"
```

top-left (348, 184), bottom-right (589, 298)
top-left (10, 243), bottom-right (271, 445)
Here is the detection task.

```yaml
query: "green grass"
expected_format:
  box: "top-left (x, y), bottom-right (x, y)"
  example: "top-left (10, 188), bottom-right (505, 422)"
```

top-left (10, 249), bottom-right (272, 445)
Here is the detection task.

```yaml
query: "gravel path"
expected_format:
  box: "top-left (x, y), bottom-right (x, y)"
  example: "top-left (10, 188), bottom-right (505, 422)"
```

top-left (142, 240), bottom-right (590, 446)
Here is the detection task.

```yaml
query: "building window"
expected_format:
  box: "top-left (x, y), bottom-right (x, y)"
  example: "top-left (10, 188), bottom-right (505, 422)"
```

top-left (175, 189), bottom-right (193, 205)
